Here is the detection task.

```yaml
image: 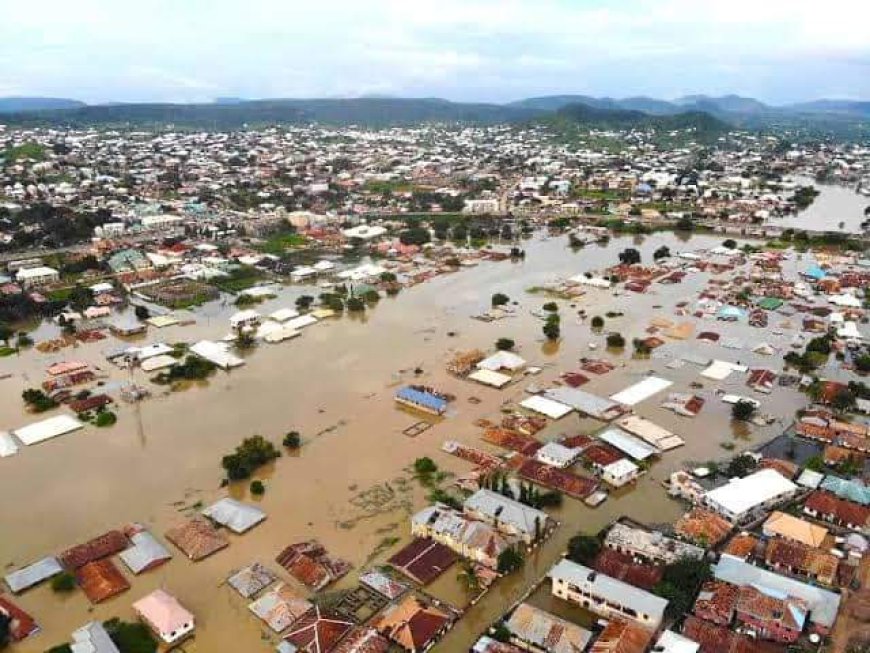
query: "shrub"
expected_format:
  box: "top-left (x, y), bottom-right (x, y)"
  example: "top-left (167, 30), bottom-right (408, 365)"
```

top-left (413, 457), bottom-right (438, 476)
top-left (591, 316), bottom-right (604, 329)
top-left (295, 295), bottom-right (314, 310)
top-left (496, 547), bottom-right (524, 574)
top-left (731, 400), bottom-right (757, 421)
top-left (283, 431), bottom-right (301, 448)
top-left (566, 534), bottom-right (601, 565)
top-left (495, 338), bottom-right (515, 351)
top-left (133, 305), bottom-right (150, 320)
top-left (221, 435), bottom-right (280, 481)
top-left (543, 321), bottom-right (560, 341)
top-left (250, 480), bottom-right (265, 496)
top-left (491, 292), bottom-right (510, 307)
top-left (51, 572), bottom-right (76, 593)
top-left (346, 296), bottom-right (365, 312)
top-left (95, 411), bottom-right (117, 427)
top-left (542, 302), bottom-right (558, 312)
top-left (606, 332), bottom-right (626, 348)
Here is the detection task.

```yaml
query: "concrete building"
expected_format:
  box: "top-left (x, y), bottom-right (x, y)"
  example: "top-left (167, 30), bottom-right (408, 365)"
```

top-left (15, 265), bottom-right (58, 287)
top-left (463, 489), bottom-right (549, 544)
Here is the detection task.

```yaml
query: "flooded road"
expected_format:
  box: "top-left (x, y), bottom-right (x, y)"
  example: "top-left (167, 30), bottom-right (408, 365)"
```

top-left (0, 232), bottom-right (810, 652)
top-left (767, 177), bottom-right (869, 234)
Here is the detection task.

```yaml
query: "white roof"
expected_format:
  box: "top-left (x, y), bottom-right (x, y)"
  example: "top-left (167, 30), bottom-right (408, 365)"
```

top-left (536, 442), bottom-right (580, 466)
top-left (617, 415), bottom-right (684, 450)
top-left (282, 314), bottom-right (318, 331)
top-left (655, 630), bottom-right (700, 653)
top-left (16, 265), bottom-right (58, 279)
top-left (71, 621), bottom-right (121, 653)
top-left (464, 489), bottom-right (548, 537)
top-left (0, 431), bottom-right (19, 457)
top-left (119, 531), bottom-right (172, 574)
top-left (705, 469), bottom-right (797, 517)
top-left (467, 368), bottom-right (512, 388)
top-left (190, 340), bottom-right (245, 369)
top-left (134, 342), bottom-right (174, 360)
top-left (603, 458), bottom-right (640, 477)
top-left (341, 225), bottom-right (387, 240)
top-left (610, 376), bottom-right (673, 406)
top-left (520, 395), bottom-right (573, 420)
top-left (478, 351), bottom-right (527, 371)
top-left (140, 354), bottom-right (178, 372)
top-left (569, 274), bottom-right (612, 288)
top-left (829, 293), bottom-right (861, 308)
top-left (269, 308), bottom-right (300, 323)
top-left (202, 498), bottom-right (266, 534)
top-left (13, 414), bottom-right (84, 446)
top-left (598, 427), bottom-right (659, 460)
top-left (229, 309), bottom-right (261, 326)
top-left (701, 360), bottom-right (748, 381)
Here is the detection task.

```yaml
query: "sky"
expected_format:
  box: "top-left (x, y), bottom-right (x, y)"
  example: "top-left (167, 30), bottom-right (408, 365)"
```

top-left (0, 0), bottom-right (868, 105)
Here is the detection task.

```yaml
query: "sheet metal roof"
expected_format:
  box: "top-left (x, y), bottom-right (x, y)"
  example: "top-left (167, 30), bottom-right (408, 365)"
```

top-left (4, 557), bottom-right (63, 593)
top-left (597, 427), bottom-right (659, 461)
top-left (202, 498), bottom-right (267, 534)
top-left (119, 531), bottom-right (172, 575)
top-left (543, 387), bottom-right (622, 420)
top-left (395, 387), bottom-right (448, 413)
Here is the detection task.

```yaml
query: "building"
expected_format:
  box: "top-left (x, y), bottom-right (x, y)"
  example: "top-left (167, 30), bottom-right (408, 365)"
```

top-left (535, 441), bottom-right (581, 468)
top-left (762, 512), bottom-right (828, 548)
top-left (141, 214), bottom-right (184, 231)
top-left (373, 594), bottom-right (452, 652)
top-left (132, 589), bottom-right (195, 646)
top-left (712, 554), bottom-right (841, 635)
top-left (703, 469), bottom-right (798, 523)
top-left (604, 521), bottom-right (704, 565)
top-left (602, 458), bottom-right (641, 487)
top-left (70, 621), bottom-right (120, 653)
top-left (463, 198), bottom-right (500, 214)
top-left (504, 603), bottom-right (592, 653)
top-left (463, 489), bottom-right (549, 544)
top-left (411, 504), bottom-right (513, 568)
top-left (733, 584), bottom-right (808, 643)
top-left (15, 265), bottom-right (58, 287)
top-left (549, 558), bottom-right (668, 629)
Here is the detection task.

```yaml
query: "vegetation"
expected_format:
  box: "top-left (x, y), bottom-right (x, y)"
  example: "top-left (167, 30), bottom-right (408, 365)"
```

top-left (606, 332), bottom-right (626, 349)
top-left (51, 571), bottom-right (76, 593)
top-left (653, 245), bottom-right (671, 260)
top-left (566, 534), bottom-right (601, 565)
top-left (731, 400), bottom-right (757, 421)
top-left (398, 226), bottom-right (431, 246)
top-left (722, 239), bottom-right (737, 249)
top-left (211, 265), bottom-right (264, 293)
top-left (591, 315), bottom-right (604, 329)
top-left (283, 431), bottom-right (301, 448)
top-left (152, 355), bottom-right (216, 385)
top-left (258, 228), bottom-right (307, 254)
top-left (221, 435), bottom-right (281, 481)
top-left (103, 617), bottom-right (158, 653)
top-left (633, 338), bottom-right (652, 356)
top-left (413, 456), bottom-right (438, 479)
top-left (346, 296), bottom-right (365, 312)
top-left (295, 295), bottom-right (314, 310)
top-left (22, 388), bottom-right (57, 413)
top-left (790, 185), bottom-right (820, 210)
top-left (496, 547), bottom-right (524, 574)
top-left (457, 559), bottom-right (480, 594)
top-left (543, 313), bottom-right (560, 341)
top-left (654, 557), bottom-right (712, 618)
top-left (491, 622), bottom-right (512, 643)
top-left (0, 611), bottom-right (9, 650)
top-left (94, 410), bottom-right (117, 427)
top-left (491, 292), bottom-right (510, 307)
top-left (725, 454), bottom-right (757, 478)
top-left (542, 302), bottom-right (558, 312)
top-left (134, 305), bottom-right (150, 320)
top-left (495, 337), bottom-right (515, 351)
top-left (429, 487), bottom-right (462, 511)
top-left (250, 480), bottom-right (266, 496)
top-left (618, 247), bottom-right (641, 265)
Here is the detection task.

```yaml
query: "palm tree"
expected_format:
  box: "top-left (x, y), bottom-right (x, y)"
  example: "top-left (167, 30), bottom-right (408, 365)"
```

top-left (457, 560), bottom-right (480, 593)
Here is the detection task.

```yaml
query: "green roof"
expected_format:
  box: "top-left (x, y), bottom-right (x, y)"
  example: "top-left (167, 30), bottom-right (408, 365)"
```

top-left (757, 297), bottom-right (783, 310)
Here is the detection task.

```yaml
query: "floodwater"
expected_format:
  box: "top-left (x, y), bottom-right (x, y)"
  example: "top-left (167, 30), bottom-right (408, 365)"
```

top-left (0, 231), bottom-right (810, 652)
top-left (767, 177), bottom-right (869, 234)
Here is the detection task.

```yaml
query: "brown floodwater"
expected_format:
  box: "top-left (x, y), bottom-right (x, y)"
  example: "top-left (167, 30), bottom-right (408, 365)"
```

top-left (0, 232), bottom-right (810, 652)
top-left (766, 177), bottom-right (869, 234)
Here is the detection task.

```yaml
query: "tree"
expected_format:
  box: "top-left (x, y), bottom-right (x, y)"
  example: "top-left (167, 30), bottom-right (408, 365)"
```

top-left (618, 248), bottom-right (641, 265)
top-left (457, 560), bottom-right (480, 593)
top-left (295, 295), bottom-right (314, 310)
top-left (491, 293), bottom-right (510, 307)
top-left (495, 337), bottom-right (515, 351)
top-left (283, 431), bottom-right (301, 448)
top-left (832, 388), bottom-right (857, 414)
top-left (94, 410), bottom-right (117, 427)
top-left (51, 571), bottom-right (76, 593)
top-left (399, 227), bottom-right (431, 246)
top-left (591, 316), bottom-right (604, 330)
top-left (855, 354), bottom-right (870, 374)
top-left (0, 323), bottom-right (12, 345)
top-left (379, 271), bottom-right (397, 283)
top-left (567, 534), bottom-right (601, 565)
top-left (731, 400), bottom-right (757, 422)
top-left (67, 285), bottom-right (94, 312)
top-left (346, 297), bottom-right (365, 312)
top-left (653, 245), bottom-right (671, 260)
top-left (221, 435), bottom-right (280, 481)
top-left (654, 557), bottom-right (712, 618)
top-left (606, 333), bottom-right (625, 349)
top-left (250, 480), bottom-right (265, 496)
top-left (543, 321), bottom-right (560, 341)
top-left (413, 457), bottom-right (438, 476)
top-left (134, 305), bottom-right (150, 320)
top-left (633, 338), bottom-right (651, 356)
top-left (542, 302), bottom-right (558, 312)
top-left (725, 454), bottom-right (757, 478)
top-left (497, 547), bottom-right (524, 574)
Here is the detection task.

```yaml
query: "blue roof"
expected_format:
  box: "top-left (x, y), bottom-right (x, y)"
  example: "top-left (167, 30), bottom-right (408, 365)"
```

top-left (805, 265), bottom-right (826, 280)
top-left (717, 305), bottom-right (745, 318)
top-left (395, 387), bottom-right (448, 413)
top-left (821, 475), bottom-right (870, 505)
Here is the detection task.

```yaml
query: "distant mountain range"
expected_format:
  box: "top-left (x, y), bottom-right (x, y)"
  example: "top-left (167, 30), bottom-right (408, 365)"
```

top-left (0, 94), bottom-right (867, 135)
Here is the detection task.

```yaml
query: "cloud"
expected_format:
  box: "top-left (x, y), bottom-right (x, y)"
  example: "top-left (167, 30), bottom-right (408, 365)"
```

top-left (0, 0), bottom-right (867, 103)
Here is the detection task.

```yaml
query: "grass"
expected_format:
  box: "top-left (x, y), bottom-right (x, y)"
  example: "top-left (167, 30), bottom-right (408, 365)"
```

top-left (0, 346), bottom-right (16, 357)
top-left (257, 230), bottom-right (308, 254)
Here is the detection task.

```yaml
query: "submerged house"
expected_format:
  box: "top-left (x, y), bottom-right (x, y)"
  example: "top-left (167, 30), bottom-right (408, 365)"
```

top-left (133, 589), bottom-right (195, 646)
top-left (394, 386), bottom-right (449, 416)
top-left (411, 505), bottom-right (514, 568)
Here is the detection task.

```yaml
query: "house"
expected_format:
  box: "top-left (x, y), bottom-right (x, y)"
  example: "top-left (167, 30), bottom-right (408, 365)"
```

top-left (249, 583), bottom-right (312, 632)
top-left (604, 521), bottom-right (704, 565)
top-left (694, 580), bottom-right (739, 626)
top-left (764, 538), bottom-right (839, 587)
top-left (733, 584), bottom-right (807, 643)
top-left (803, 491), bottom-right (870, 532)
top-left (712, 554), bottom-right (841, 635)
top-left (373, 594), bottom-right (452, 652)
top-left (15, 266), bottom-right (58, 287)
top-left (411, 505), bottom-right (514, 568)
top-left (535, 441), bottom-right (581, 468)
top-left (602, 458), bottom-right (641, 487)
top-left (133, 589), bottom-right (195, 646)
top-left (589, 618), bottom-right (654, 653)
top-left (70, 621), bottom-right (121, 653)
top-left (280, 605), bottom-right (354, 653)
top-left (504, 603), bottom-right (592, 653)
top-left (675, 508), bottom-right (732, 547)
top-left (703, 470), bottom-right (798, 523)
top-left (394, 386), bottom-right (449, 416)
top-left (0, 595), bottom-right (38, 642)
top-left (463, 489), bottom-right (549, 544)
top-left (762, 512), bottom-right (828, 548)
top-left (549, 558), bottom-right (668, 629)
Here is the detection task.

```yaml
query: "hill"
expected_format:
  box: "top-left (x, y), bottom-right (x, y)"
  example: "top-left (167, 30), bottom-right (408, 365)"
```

top-left (547, 102), bottom-right (730, 139)
top-left (0, 97), bottom-right (86, 113)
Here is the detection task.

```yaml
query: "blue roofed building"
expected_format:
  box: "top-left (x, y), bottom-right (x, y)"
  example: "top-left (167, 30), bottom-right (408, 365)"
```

top-left (394, 386), bottom-right (448, 415)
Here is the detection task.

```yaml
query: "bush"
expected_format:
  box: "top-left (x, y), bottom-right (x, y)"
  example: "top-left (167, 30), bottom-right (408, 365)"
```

top-left (542, 302), bottom-right (558, 312)
top-left (250, 480), bottom-right (265, 496)
top-left (134, 305), bottom-right (150, 320)
top-left (283, 431), bottom-right (301, 448)
top-left (722, 239), bottom-right (737, 249)
top-left (543, 321), bottom-right (560, 341)
top-left (495, 337), bottom-right (515, 351)
top-left (95, 410), bottom-right (117, 427)
top-left (567, 534), bottom-right (601, 565)
top-left (221, 435), bottom-right (281, 481)
top-left (591, 316), bottom-right (604, 329)
top-left (653, 245), bottom-right (671, 260)
top-left (22, 388), bottom-right (57, 412)
top-left (103, 618), bottom-right (158, 653)
top-left (413, 457), bottom-right (438, 476)
top-left (346, 296), bottom-right (365, 312)
top-left (731, 400), bottom-right (757, 421)
top-left (295, 295), bottom-right (314, 310)
top-left (496, 547), bottom-right (524, 574)
top-left (491, 292), bottom-right (510, 307)
top-left (51, 571), bottom-right (76, 593)
top-left (606, 333), bottom-right (626, 349)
